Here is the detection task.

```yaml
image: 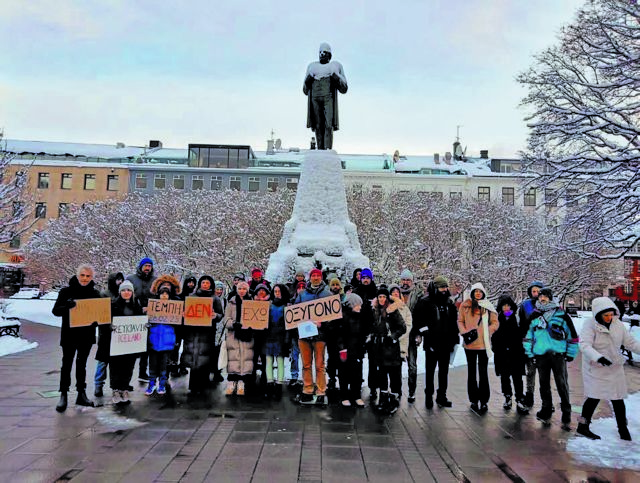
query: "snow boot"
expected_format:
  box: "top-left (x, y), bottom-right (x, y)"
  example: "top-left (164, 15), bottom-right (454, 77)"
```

top-left (613, 402), bottom-right (632, 441)
top-left (376, 391), bottom-right (390, 413)
top-left (536, 407), bottom-right (553, 425)
top-left (225, 381), bottom-right (236, 396)
top-left (56, 391), bottom-right (68, 413)
top-left (236, 380), bottom-right (245, 396)
top-left (503, 395), bottom-right (512, 410)
top-left (436, 397), bottom-right (452, 408)
top-left (388, 393), bottom-right (400, 415)
top-left (561, 412), bottom-right (572, 431)
top-left (75, 390), bottom-right (94, 407)
top-left (273, 383), bottom-right (283, 401)
top-left (576, 417), bottom-right (601, 440)
top-left (523, 392), bottom-right (534, 411)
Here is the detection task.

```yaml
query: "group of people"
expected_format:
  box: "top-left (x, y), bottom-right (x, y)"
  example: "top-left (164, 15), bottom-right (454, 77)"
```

top-left (51, 260), bottom-right (639, 441)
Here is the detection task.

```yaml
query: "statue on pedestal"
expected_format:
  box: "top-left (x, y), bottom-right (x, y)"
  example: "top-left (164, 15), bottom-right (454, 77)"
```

top-left (303, 43), bottom-right (348, 150)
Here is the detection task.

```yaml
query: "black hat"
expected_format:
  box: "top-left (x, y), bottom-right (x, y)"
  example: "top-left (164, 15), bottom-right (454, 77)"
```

top-left (377, 287), bottom-right (390, 298)
top-left (539, 287), bottom-right (553, 300)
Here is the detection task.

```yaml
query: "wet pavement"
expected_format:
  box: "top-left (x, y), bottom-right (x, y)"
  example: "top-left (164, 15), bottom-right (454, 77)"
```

top-left (1, 320), bottom-right (640, 482)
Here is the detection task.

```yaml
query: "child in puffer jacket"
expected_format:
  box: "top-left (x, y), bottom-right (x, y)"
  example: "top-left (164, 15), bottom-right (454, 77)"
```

top-left (146, 275), bottom-right (180, 396)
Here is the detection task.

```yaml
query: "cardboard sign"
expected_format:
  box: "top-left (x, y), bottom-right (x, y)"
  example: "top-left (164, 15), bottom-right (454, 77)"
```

top-left (241, 300), bottom-right (270, 330)
top-left (297, 321), bottom-right (319, 339)
top-left (147, 299), bottom-right (184, 325)
top-left (110, 316), bottom-right (148, 356)
top-left (69, 298), bottom-right (111, 327)
top-left (285, 294), bottom-right (342, 330)
top-left (184, 297), bottom-right (214, 326)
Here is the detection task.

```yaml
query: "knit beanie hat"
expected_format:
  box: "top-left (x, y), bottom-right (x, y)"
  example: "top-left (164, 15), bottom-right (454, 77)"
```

top-left (433, 276), bottom-right (449, 289)
top-left (309, 268), bottom-right (323, 278)
top-left (215, 281), bottom-right (225, 290)
top-left (119, 280), bottom-right (135, 293)
top-left (329, 277), bottom-right (342, 288)
top-left (539, 287), bottom-right (553, 300)
top-left (251, 268), bottom-right (263, 277)
top-left (361, 268), bottom-right (373, 280)
top-left (377, 286), bottom-right (390, 298)
top-left (234, 272), bottom-right (246, 281)
top-left (400, 269), bottom-right (413, 280)
top-left (344, 293), bottom-right (363, 309)
top-left (138, 257), bottom-right (153, 269)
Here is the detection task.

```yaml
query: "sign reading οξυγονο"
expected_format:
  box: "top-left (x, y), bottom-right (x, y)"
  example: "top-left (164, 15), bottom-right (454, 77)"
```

top-left (285, 294), bottom-right (342, 330)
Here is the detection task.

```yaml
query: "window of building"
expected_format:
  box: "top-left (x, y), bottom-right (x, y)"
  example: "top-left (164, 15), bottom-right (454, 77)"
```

top-left (35, 202), bottom-right (47, 219)
top-left (154, 174), bottom-right (166, 189)
top-left (267, 177), bottom-right (278, 192)
top-left (352, 183), bottom-right (363, 195)
top-left (229, 176), bottom-right (241, 191)
top-left (107, 175), bottom-right (119, 191)
top-left (248, 177), bottom-right (260, 192)
top-left (135, 173), bottom-right (147, 189)
top-left (37, 172), bottom-right (50, 189)
top-left (500, 164), bottom-right (513, 173)
top-left (58, 203), bottom-right (69, 217)
top-left (9, 235), bottom-right (21, 249)
top-left (566, 189), bottom-right (579, 207)
top-left (502, 187), bottom-right (514, 205)
top-left (431, 192), bottom-right (443, 199)
top-left (524, 187), bottom-right (537, 207)
top-left (545, 189), bottom-right (557, 207)
top-left (173, 175), bottom-right (184, 189)
top-left (61, 173), bottom-right (72, 190)
top-left (372, 184), bottom-right (383, 192)
top-left (12, 202), bottom-right (23, 217)
top-left (211, 176), bottom-right (222, 190)
top-left (192, 175), bottom-right (204, 190)
top-left (450, 191), bottom-right (462, 199)
top-left (478, 186), bottom-right (490, 201)
top-left (286, 177), bottom-right (298, 190)
top-left (84, 174), bottom-right (96, 190)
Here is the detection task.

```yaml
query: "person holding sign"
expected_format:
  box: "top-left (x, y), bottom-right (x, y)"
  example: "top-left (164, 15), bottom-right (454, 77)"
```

top-left (145, 275), bottom-right (180, 396)
top-left (264, 284), bottom-right (291, 400)
top-left (224, 281), bottom-right (255, 396)
top-left (337, 293), bottom-right (368, 407)
top-left (293, 268), bottom-right (332, 406)
top-left (52, 264), bottom-right (103, 412)
top-left (109, 280), bottom-right (144, 405)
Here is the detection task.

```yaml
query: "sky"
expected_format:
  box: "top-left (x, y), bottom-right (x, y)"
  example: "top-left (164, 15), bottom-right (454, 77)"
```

top-left (0, 0), bottom-right (585, 157)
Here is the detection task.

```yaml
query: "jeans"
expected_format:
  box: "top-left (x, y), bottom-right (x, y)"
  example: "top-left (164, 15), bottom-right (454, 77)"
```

top-left (537, 353), bottom-right (571, 415)
top-left (110, 354), bottom-right (136, 391)
top-left (149, 349), bottom-right (170, 387)
top-left (424, 349), bottom-right (451, 400)
top-left (94, 361), bottom-right (108, 391)
top-left (298, 339), bottom-right (326, 395)
top-left (59, 343), bottom-right (93, 392)
top-left (339, 356), bottom-right (363, 400)
top-left (500, 369), bottom-right (524, 399)
top-left (377, 364), bottom-right (402, 395)
top-left (465, 349), bottom-right (490, 405)
top-left (525, 358), bottom-right (537, 396)
top-left (290, 339), bottom-right (300, 380)
top-left (407, 338), bottom-right (418, 396)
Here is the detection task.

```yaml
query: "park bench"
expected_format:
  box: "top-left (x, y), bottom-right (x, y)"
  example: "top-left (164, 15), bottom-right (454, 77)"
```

top-left (0, 317), bottom-right (20, 338)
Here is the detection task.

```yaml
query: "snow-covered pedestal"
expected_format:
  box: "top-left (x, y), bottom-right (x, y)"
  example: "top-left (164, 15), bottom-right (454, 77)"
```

top-left (266, 150), bottom-right (369, 283)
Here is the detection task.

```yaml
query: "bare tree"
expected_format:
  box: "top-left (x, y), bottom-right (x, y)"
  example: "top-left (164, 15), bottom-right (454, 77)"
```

top-left (518, 0), bottom-right (640, 259)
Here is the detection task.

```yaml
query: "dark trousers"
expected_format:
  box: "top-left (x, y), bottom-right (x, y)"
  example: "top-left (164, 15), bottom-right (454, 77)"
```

top-left (500, 370), bottom-right (524, 399)
top-left (367, 346), bottom-right (379, 393)
top-left (582, 397), bottom-right (627, 428)
top-left (59, 343), bottom-right (93, 392)
top-left (312, 96), bottom-right (334, 150)
top-left (339, 356), bottom-right (363, 400)
top-left (377, 364), bottom-right (402, 395)
top-left (407, 338), bottom-right (418, 396)
top-left (110, 354), bottom-right (136, 391)
top-left (210, 344), bottom-right (222, 376)
top-left (188, 367), bottom-right (209, 392)
top-left (149, 349), bottom-right (170, 386)
top-left (325, 337), bottom-right (339, 383)
top-left (537, 353), bottom-right (571, 416)
top-left (424, 350), bottom-right (451, 400)
top-left (464, 349), bottom-right (490, 404)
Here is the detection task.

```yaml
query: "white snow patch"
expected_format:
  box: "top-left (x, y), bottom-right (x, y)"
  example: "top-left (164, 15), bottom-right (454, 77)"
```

top-left (2, 299), bottom-right (61, 327)
top-left (0, 335), bottom-right (38, 357)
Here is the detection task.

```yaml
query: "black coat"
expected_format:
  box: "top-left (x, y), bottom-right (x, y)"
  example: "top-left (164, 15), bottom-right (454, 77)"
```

top-left (181, 288), bottom-right (223, 370)
top-left (96, 296), bottom-right (144, 362)
top-left (412, 292), bottom-right (459, 353)
top-left (367, 301), bottom-right (406, 367)
top-left (52, 276), bottom-right (103, 347)
top-left (337, 304), bottom-right (370, 360)
top-left (492, 311), bottom-right (526, 377)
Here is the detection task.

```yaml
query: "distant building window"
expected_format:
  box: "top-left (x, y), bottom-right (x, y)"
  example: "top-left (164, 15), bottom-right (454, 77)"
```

top-left (372, 185), bottom-right (383, 191)
top-left (84, 174), bottom-right (96, 190)
top-left (107, 175), bottom-right (119, 191)
top-left (286, 177), bottom-right (298, 190)
top-left (450, 191), bottom-right (462, 200)
top-left (135, 173), bottom-right (147, 190)
top-left (267, 177), bottom-right (278, 192)
top-left (502, 187), bottom-right (514, 205)
top-left (478, 186), bottom-right (490, 201)
top-left (58, 203), bottom-right (69, 217)
top-left (230, 176), bottom-right (241, 191)
top-left (37, 172), bottom-right (50, 189)
top-left (352, 183), bottom-right (363, 195)
top-left (524, 188), bottom-right (536, 207)
top-left (192, 175), bottom-right (204, 190)
top-left (431, 192), bottom-right (443, 200)
top-left (173, 175), bottom-right (184, 189)
top-left (35, 202), bottom-right (47, 219)
top-left (545, 188), bottom-right (557, 207)
top-left (500, 164), bottom-right (513, 173)
top-left (566, 189), bottom-right (579, 207)
top-left (248, 177), bottom-right (260, 192)
top-left (61, 173), bottom-right (72, 190)
top-left (154, 174), bottom-right (166, 190)
top-left (211, 176), bottom-right (222, 190)
top-left (9, 235), bottom-right (21, 249)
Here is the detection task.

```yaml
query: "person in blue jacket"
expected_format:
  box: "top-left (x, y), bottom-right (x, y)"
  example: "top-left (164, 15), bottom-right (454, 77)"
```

top-left (523, 287), bottom-right (579, 428)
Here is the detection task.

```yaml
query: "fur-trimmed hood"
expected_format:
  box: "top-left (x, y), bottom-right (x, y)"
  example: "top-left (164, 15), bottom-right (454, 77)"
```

top-left (151, 274), bottom-right (182, 295)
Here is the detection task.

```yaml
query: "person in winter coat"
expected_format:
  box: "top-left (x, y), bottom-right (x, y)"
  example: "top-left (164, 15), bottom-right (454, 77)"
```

top-left (181, 275), bottom-right (224, 398)
top-left (288, 271), bottom-right (306, 298)
top-left (350, 268), bottom-right (362, 290)
top-left (628, 300), bottom-right (640, 316)
top-left (169, 275), bottom-right (197, 378)
top-left (577, 297), bottom-right (640, 441)
top-left (252, 284), bottom-right (271, 395)
top-left (337, 292), bottom-right (368, 407)
top-left (109, 280), bottom-right (144, 405)
top-left (52, 264), bottom-right (103, 412)
top-left (613, 297), bottom-right (626, 319)
top-left (94, 271), bottom-right (125, 398)
top-left (325, 278), bottom-right (344, 391)
top-left (224, 281), bottom-right (254, 396)
top-left (523, 287), bottom-right (579, 427)
top-left (389, 284), bottom-right (413, 362)
top-left (366, 287), bottom-right (406, 414)
top-left (355, 267), bottom-right (379, 402)
top-left (458, 282), bottom-right (499, 415)
top-left (517, 280), bottom-right (544, 411)
top-left (126, 257), bottom-right (157, 382)
top-left (249, 268), bottom-right (272, 296)
top-left (288, 280), bottom-right (307, 388)
top-left (397, 269), bottom-right (423, 404)
top-left (227, 272), bottom-right (246, 301)
top-left (412, 276), bottom-right (459, 409)
top-left (293, 268), bottom-right (333, 406)
top-left (493, 294), bottom-right (526, 412)
top-left (145, 275), bottom-right (180, 396)
top-left (264, 284), bottom-right (290, 399)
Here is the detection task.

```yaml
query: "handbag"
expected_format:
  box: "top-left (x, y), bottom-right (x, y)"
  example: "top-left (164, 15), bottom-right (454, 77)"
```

top-left (462, 329), bottom-right (479, 345)
top-left (218, 339), bottom-right (228, 370)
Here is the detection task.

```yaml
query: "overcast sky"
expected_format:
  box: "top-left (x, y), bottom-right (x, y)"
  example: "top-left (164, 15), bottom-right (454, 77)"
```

top-left (0, 0), bottom-right (584, 157)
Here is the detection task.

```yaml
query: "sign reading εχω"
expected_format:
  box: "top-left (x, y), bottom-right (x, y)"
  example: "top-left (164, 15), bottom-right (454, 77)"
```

top-left (241, 300), bottom-right (270, 329)
top-left (285, 294), bottom-right (342, 330)
top-left (110, 316), bottom-right (148, 356)
top-left (147, 299), bottom-right (184, 325)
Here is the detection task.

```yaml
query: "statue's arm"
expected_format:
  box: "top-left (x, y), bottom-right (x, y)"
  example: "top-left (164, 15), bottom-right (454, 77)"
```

top-left (332, 62), bottom-right (348, 94)
top-left (303, 73), bottom-right (313, 95)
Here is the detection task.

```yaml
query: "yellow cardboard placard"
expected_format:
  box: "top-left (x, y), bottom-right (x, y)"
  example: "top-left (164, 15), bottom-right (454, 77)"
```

top-left (241, 300), bottom-right (270, 330)
top-left (69, 298), bottom-right (111, 327)
top-left (184, 297), bottom-right (214, 326)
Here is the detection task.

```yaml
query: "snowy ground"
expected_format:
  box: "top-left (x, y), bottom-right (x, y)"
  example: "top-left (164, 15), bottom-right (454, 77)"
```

top-left (0, 299), bottom-right (57, 357)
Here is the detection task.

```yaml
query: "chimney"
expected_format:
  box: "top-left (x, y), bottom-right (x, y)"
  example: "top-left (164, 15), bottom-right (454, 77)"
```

top-left (149, 140), bottom-right (162, 149)
top-left (434, 153), bottom-right (440, 164)
top-left (480, 149), bottom-right (489, 159)
top-left (116, 142), bottom-right (125, 149)
top-left (444, 152), bottom-right (452, 165)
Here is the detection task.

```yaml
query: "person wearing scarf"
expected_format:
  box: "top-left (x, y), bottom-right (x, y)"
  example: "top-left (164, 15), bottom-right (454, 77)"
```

top-left (224, 281), bottom-right (254, 396)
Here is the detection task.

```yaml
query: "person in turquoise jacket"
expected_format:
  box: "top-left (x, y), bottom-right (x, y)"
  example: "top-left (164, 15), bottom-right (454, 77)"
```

top-left (523, 287), bottom-right (579, 428)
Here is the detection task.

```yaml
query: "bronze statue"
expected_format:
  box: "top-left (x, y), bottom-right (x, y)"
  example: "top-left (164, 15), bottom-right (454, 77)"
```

top-left (303, 43), bottom-right (348, 150)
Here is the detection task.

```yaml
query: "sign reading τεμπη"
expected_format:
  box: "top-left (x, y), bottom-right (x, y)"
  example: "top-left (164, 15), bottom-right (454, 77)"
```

top-left (147, 299), bottom-right (184, 325)
top-left (285, 294), bottom-right (342, 330)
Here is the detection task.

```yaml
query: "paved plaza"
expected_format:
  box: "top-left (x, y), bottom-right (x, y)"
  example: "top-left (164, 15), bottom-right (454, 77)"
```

top-left (1, 320), bottom-right (640, 482)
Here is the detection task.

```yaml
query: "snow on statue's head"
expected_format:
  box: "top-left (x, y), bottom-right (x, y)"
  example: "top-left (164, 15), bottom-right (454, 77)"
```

top-left (319, 42), bottom-right (331, 54)
top-left (319, 42), bottom-right (332, 64)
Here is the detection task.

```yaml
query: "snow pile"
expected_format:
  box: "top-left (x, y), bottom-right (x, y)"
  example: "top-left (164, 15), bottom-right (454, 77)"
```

top-left (2, 299), bottom-right (61, 327)
top-left (0, 304), bottom-right (39, 357)
top-left (266, 150), bottom-right (369, 283)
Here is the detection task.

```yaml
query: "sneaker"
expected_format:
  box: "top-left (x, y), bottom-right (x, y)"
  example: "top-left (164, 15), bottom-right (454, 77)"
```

top-left (121, 390), bottom-right (130, 403)
top-left (516, 399), bottom-right (529, 414)
top-left (479, 403), bottom-right (488, 414)
top-left (407, 393), bottom-right (416, 404)
top-left (296, 393), bottom-right (315, 404)
top-left (236, 381), bottom-right (245, 396)
top-left (503, 395), bottom-right (513, 410)
top-left (145, 381), bottom-right (156, 396)
top-left (341, 399), bottom-right (352, 407)
top-left (388, 394), bottom-right (400, 414)
top-left (138, 373), bottom-right (150, 383)
top-left (436, 398), bottom-right (452, 408)
top-left (470, 403), bottom-right (480, 414)
top-left (225, 381), bottom-right (236, 396)
top-left (94, 387), bottom-right (103, 398)
top-left (536, 408), bottom-right (552, 424)
top-left (354, 399), bottom-right (365, 408)
top-left (157, 385), bottom-right (166, 396)
top-left (112, 390), bottom-right (121, 405)
top-left (315, 395), bottom-right (326, 407)
top-left (425, 398), bottom-right (434, 409)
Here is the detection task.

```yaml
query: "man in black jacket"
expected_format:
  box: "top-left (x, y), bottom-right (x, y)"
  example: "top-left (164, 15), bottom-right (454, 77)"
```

top-left (52, 264), bottom-right (103, 412)
top-left (412, 276), bottom-right (459, 409)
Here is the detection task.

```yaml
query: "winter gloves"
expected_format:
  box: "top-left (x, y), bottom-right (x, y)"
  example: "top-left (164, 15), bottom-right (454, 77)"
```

top-left (597, 357), bottom-right (612, 366)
